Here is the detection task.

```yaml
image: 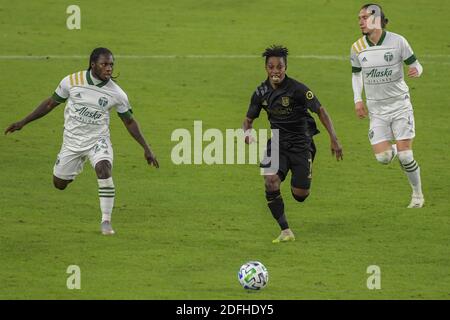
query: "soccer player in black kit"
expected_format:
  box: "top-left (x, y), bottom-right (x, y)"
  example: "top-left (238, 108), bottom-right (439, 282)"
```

top-left (243, 45), bottom-right (343, 243)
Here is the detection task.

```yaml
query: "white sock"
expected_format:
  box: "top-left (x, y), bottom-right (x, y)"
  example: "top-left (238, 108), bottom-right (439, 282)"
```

top-left (398, 150), bottom-right (423, 196)
top-left (98, 177), bottom-right (115, 222)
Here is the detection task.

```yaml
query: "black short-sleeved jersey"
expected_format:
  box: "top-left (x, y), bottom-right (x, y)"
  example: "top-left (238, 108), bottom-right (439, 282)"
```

top-left (246, 75), bottom-right (321, 150)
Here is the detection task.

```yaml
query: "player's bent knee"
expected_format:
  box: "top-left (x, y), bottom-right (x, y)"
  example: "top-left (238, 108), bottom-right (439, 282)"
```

top-left (53, 177), bottom-right (71, 190)
top-left (264, 175), bottom-right (281, 191)
top-left (397, 149), bottom-right (414, 164)
top-left (95, 160), bottom-right (112, 179)
top-left (291, 189), bottom-right (310, 202)
top-left (375, 150), bottom-right (394, 165)
top-left (54, 183), bottom-right (66, 190)
top-left (292, 193), bottom-right (309, 202)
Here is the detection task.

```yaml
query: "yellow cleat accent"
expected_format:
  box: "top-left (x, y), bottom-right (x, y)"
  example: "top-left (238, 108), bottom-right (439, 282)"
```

top-left (272, 230), bottom-right (295, 243)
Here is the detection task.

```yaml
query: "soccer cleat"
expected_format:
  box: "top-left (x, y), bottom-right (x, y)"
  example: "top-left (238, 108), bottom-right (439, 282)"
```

top-left (407, 194), bottom-right (425, 208)
top-left (101, 221), bottom-right (115, 235)
top-left (272, 229), bottom-right (295, 243)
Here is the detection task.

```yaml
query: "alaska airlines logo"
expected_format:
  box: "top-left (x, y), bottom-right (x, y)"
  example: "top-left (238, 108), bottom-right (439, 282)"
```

top-left (366, 68), bottom-right (393, 78)
top-left (74, 106), bottom-right (103, 121)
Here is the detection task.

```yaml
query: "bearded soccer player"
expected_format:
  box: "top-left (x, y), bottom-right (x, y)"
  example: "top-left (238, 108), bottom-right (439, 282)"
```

top-left (243, 45), bottom-right (343, 243)
top-left (351, 4), bottom-right (425, 208)
top-left (5, 47), bottom-right (159, 235)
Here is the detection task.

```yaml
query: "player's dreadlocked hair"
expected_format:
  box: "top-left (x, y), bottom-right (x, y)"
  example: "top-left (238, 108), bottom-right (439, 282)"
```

top-left (361, 3), bottom-right (389, 29)
top-left (262, 45), bottom-right (289, 66)
top-left (88, 47), bottom-right (114, 70)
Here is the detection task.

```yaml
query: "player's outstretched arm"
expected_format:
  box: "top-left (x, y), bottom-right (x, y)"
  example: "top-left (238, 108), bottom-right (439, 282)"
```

top-left (120, 116), bottom-right (159, 168)
top-left (316, 106), bottom-right (343, 161)
top-left (4, 97), bottom-right (60, 135)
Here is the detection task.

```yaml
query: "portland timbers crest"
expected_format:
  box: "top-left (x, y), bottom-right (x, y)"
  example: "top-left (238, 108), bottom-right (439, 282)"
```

top-left (368, 129), bottom-right (374, 140)
top-left (98, 96), bottom-right (109, 107)
top-left (384, 52), bottom-right (394, 62)
top-left (281, 96), bottom-right (290, 107)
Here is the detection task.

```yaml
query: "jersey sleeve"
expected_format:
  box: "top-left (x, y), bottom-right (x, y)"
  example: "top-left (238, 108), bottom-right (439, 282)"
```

top-left (295, 83), bottom-right (321, 113)
top-left (52, 75), bottom-right (70, 103)
top-left (115, 88), bottom-right (133, 119)
top-left (246, 90), bottom-right (262, 119)
top-left (350, 46), bottom-right (362, 73)
top-left (400, 36), bottom-right (417, 65)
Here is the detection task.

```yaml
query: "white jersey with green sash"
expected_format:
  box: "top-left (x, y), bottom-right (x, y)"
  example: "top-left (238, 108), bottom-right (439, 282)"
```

top-left (350, 31), bottom-right (417, 116)
top-left (52, 70), bottom-right (132, 151)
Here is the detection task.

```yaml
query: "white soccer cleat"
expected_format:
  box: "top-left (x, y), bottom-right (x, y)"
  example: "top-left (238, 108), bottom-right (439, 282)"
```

top-left (407, 194), bottom-right (425, 208)
top-left (101, 221), bottom-right (115, 235)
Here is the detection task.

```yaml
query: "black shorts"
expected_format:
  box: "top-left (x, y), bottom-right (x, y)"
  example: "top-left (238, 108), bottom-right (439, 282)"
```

top-left (261, 140), bottom-right (316, 189)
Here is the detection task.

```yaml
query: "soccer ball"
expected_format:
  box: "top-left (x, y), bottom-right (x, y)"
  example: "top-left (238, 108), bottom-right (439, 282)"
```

top-left (238, 261), bottom-right (269, 290)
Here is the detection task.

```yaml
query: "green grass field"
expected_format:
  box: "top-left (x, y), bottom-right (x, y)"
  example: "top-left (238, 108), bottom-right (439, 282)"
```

top-left (0, 0), bottom-right (449, 299)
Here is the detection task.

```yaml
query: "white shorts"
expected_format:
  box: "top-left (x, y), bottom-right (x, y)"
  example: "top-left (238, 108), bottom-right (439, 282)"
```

top-left (53, 137), bottom-right (113, 180)
top-left (368, 110), bottom-right (416, 145)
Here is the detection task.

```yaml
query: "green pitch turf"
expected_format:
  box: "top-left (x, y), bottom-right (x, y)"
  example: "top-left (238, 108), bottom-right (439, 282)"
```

top-left (0, 0), bottom-right (449, 299)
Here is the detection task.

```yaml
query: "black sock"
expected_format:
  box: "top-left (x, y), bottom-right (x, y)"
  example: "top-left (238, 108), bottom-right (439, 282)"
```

top-left (265, 190), bottom-right (289, 230)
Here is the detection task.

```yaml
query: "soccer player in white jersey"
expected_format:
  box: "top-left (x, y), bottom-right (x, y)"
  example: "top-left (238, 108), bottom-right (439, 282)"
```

top-left (351, 4), bottom-right (424, 208)
top-left (5, 47), bottom-right (159, 234)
